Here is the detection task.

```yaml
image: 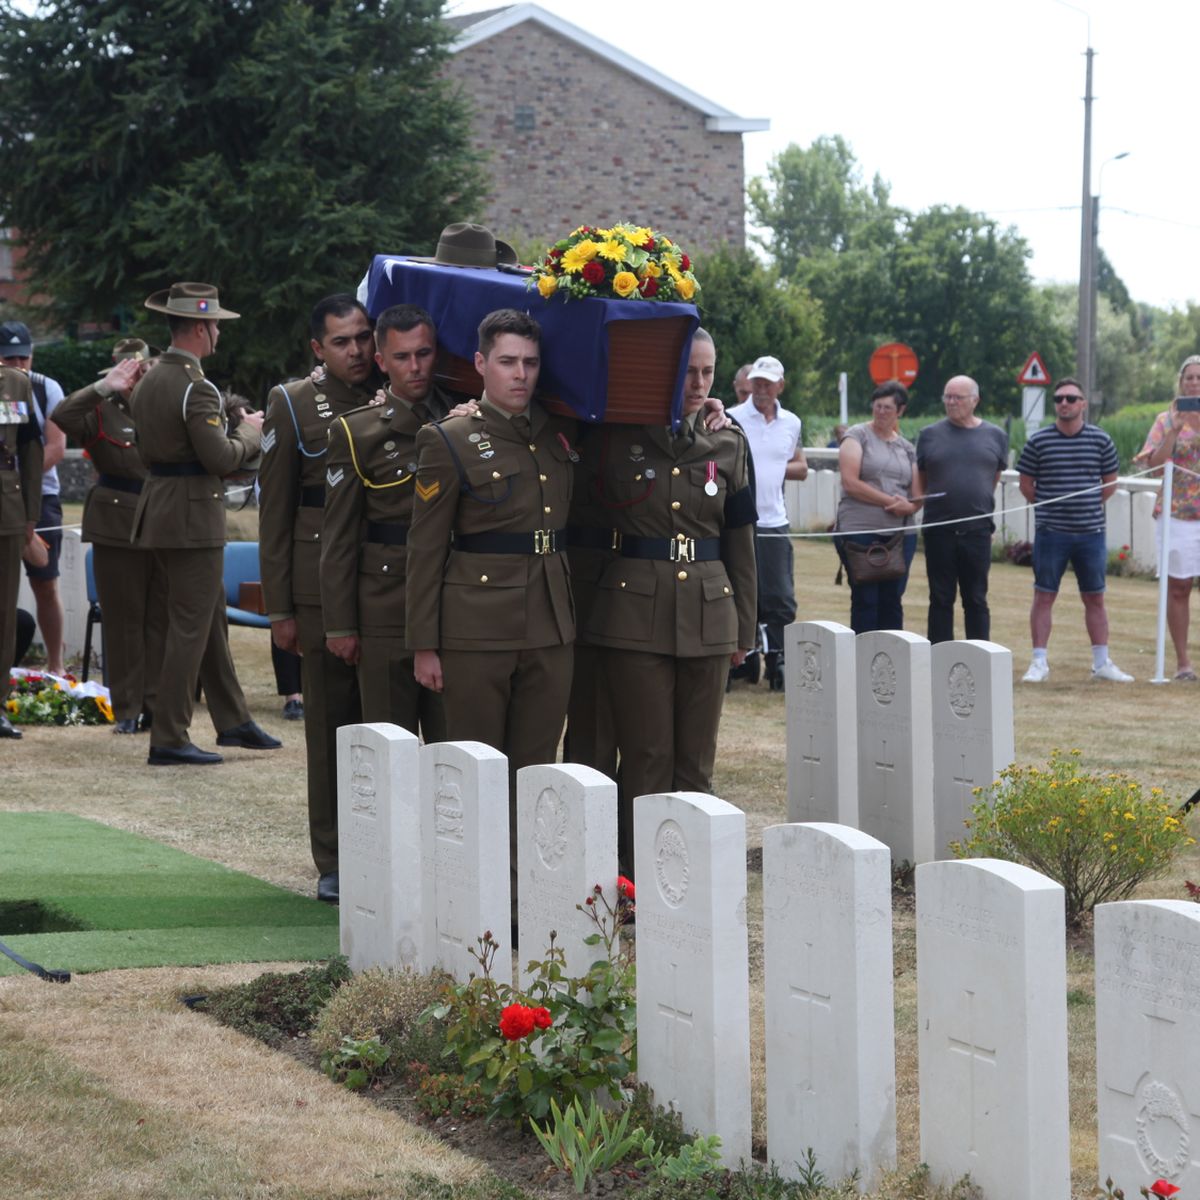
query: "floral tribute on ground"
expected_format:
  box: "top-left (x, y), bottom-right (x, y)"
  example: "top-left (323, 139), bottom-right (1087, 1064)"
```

top-left (529, 224), bottom-right (700, 304)
top-left (5, 669), bottom-right (113, 725)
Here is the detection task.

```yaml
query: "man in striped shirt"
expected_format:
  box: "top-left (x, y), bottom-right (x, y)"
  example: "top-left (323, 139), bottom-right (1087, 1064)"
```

top-left (1016, 376), bottom-right (1132, 683)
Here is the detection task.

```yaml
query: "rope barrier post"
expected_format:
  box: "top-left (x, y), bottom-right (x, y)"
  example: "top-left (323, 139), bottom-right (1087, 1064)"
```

top-left (1150, 460), bottom-right (1173, 684)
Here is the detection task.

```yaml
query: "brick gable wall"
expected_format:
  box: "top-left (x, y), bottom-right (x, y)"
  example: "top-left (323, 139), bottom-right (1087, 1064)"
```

top-left (446, 22), bottom-right (746, 256)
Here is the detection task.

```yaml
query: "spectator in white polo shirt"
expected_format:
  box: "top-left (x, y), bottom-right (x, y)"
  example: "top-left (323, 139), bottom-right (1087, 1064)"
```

top-left (728, 355), bottom-right (808, 690)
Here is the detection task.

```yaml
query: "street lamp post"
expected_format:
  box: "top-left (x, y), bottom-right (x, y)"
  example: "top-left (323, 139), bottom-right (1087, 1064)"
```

top-left (1077, 46), bottom-right (1095, 411)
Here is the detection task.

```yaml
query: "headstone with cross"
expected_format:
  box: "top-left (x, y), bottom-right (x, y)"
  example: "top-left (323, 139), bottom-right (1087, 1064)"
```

top-left (856, 630), bottom-right (935, 865)
top-left (516, 762), bottom-right (617, 986)
top-left (763, 822), bottom-right (896, 1188)
top-left (1096, 900), bottom-right (1200, 1196)
top-left (930, 640), bottom-right (1014, 859)
top-left (419, 740), bottom-right (512, 986)
top-left (635, 791), bottom-right (751, 1165)
top-left (337, 722), bottom-right (422, 972)
top-left (785, 620), bottom-right (858, 825)
top-left (916, 858), bottom-right (1069, 1199)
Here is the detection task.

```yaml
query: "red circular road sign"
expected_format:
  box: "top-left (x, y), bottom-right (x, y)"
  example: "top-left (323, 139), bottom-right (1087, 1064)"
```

top-left (869, 342), bottom-right (919, 386)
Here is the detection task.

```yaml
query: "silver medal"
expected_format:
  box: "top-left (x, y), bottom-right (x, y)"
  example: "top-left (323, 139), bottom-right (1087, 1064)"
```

top-left (644, 468), bottom-right (656, 480)
top-left (704, 480), bottom-right (718, 496)
top-left (469, 432), bottom-right (482, 442)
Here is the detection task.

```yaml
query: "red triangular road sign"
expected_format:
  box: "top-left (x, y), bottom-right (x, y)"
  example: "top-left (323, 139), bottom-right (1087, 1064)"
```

top-left (1018, 352), bottom-right (1049, 387)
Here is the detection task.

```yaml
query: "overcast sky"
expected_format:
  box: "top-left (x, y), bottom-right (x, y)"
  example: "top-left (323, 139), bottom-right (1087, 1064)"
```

top-left (449, 0), bottom-right (1198, 311)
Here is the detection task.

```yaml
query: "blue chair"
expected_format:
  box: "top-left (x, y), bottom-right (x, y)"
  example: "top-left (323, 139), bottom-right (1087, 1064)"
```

top-left (82, 546), bottom-right (104, 683)
top-left (224, 541), bottom-right (271, 629)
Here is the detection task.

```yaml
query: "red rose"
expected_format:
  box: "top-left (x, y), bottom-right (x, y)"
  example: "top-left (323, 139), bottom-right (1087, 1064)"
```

top-left (550, 247), bottom-right (563, 258)
top-left (643, 237), bottom-right (655, 250)
top-left (582, 260), bottom-right (606, 285)
top-left (639, 276), bottom-right (658, 298)
top-left (499, 1004), bottom-right (535, 1041)
top-left (1149, 1183), bottom-right (1181, 1199)
top-left (532, 1006), bottom-right (552, 1030)
top-left (680, 254), bottom-right (691, 270)
top-left (617, 876), bottom-right (636, 901)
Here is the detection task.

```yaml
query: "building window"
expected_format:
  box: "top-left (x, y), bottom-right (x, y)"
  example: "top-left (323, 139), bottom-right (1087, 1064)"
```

top-left (514, 105), bottom-right (535, 132)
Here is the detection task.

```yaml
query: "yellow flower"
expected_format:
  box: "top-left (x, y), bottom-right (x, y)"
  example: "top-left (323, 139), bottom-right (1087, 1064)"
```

top-left (94, 695), bottom-right (113, 722)
top-left (536, 273), bottom-right (558, 298)
top-left (1123, 811), bottom-right (1135, 820)
top-left (561, 240), bottom-right (600, 273)
top-left (626, 226), bottom-right (653, 246)
top-left (612, 271), bottom-right (639, 298)
top-left (5, 699), bottom-right (17, 715)
top-left (1102, 831), bottom-right (1115, 841)
top-left (661, 236), bottom-right (673, 247)
top-left (640, 259), bottom-right (662, 278)
top-left (675, 277), bottom-right (696, 301)
top-left (597, 239), bottom-right (626, 263)
top-left (594, 227), bottom-right (613, 239)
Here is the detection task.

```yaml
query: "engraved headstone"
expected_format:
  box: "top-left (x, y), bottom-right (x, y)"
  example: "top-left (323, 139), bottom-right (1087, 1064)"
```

top-left (1096, 900), bottom-right (1200, 1196)
top-left (516, 763), bottom-right (618, 985)
top-left (917, 858), bottom-right (1070, 1200)
top-left (420, 740), bottom-right (512, 986)
top-left (635, 792), bottom-right (751, 1165)
top-left (930, 640), bottom-right (1014, 859)
top-left (763, 822), bottom-right (895, 1189)
top-left (338, 723), bottom-right (421, 972)
top-left (785, 621), bottom-right (858, 825)
top-left (856, 630), bottom-right (935, 865)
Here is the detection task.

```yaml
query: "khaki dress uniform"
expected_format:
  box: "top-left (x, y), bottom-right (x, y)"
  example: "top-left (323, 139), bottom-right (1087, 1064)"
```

top-left (130, 348), bottom-right (260, 748)
top-left (258, 367), bottom-right (374, 877)
top-left (584, 416), bottom-right (757, 867)
top-left (407, 396), bottom-right (576, 787)
top-left (320, 385), bottom-right (451, 734)
top-left (51, 382), bottom-right (166, 722)
top-left (0, 366), bottom-right (42, 709)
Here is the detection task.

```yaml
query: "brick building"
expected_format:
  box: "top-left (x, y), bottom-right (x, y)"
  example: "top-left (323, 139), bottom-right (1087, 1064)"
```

top-left (445, 4), bottom-right (768, 256)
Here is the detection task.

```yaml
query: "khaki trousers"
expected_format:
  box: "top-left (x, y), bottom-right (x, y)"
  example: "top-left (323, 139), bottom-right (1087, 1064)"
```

top-left (0, 534), bottom-right (20, 702)
top-left (92, 544), bottom-right (166, 721)
top-left (358, 633), bottom-right (445, 742)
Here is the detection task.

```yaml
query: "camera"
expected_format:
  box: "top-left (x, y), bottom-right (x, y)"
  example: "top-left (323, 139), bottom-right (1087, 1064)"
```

top-left (1177, 396), bottom-right (1200, 412)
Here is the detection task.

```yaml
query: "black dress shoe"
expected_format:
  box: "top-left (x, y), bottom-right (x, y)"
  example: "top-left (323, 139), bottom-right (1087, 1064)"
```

top-left (216, 720), bottom-right (282, 750)
top-left (114, 718), bottom-right (139, 735)
top-left (282, 698), bottom-right (304, 721)
top-left (317, 872), bottom-right (339, 904)
top-left (0, 713), bottom-right (22, 739)
top-left (137, 710), bottom-right (153, 732)
top-left (148, 742), bottom-right (223, 766)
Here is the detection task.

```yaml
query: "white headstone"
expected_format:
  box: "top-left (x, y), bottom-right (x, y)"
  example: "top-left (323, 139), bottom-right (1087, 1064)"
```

top-left (516, 763), bottom-right (618, 985)
top-left (929, 640), bottom-right (1014, 859)
top-left (786, 621), bottom-right (858, 826)
top-left (420, 740), bottom-right (512, 986)
top-left (1106, 488), bottom-right (1131, 553)
top-left (338, 722), bottom-right (422, 972)
top-left (917, 858), bottom-right (1070, 1200)
top-left (856, 630), bottom-right (934, 865)
top-left (635, 791), bottom-right (751, 1165)
top-left (763, 822), bottom-right (895, 1189)
top-left (1096, 900), bottom-right (1200, 1195)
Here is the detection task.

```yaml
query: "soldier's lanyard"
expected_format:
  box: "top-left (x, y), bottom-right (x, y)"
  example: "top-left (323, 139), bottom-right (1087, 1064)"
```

top-left (432, 422), bottom-right (512, 506)
top-left (280, 383), bottom-right (327, 459)
top-left (84, 406), bottom-right (135, 452)
top-left (337, 415), bottom-right (411, 489)
top-left (592, 427), bottom-right (655, 509)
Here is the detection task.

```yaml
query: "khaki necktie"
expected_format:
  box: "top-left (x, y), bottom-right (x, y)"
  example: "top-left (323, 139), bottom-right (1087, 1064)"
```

top-left (512, 414), bottom-right (532, 440)
top-left (411, 402), bottom-right (431, 425)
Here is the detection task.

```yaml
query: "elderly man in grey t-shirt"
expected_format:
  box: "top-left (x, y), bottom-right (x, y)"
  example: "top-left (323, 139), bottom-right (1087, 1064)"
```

top-left (915, 375), bottom-right (1008, 643)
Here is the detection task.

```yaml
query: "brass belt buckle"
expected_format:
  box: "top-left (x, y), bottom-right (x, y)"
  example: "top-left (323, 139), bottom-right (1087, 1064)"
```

top-left (670, 534), bottom-right (695, 563)
top-left (534, 528), bottom-right (555, 555)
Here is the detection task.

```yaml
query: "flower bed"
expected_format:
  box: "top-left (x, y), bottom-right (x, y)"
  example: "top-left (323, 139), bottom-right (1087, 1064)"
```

top-left (6, 669), bottom-right (113, 726)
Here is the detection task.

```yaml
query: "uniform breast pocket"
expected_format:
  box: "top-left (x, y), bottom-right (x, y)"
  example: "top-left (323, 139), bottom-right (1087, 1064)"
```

top-left (441, 553), bottom-right (528, 641)
top-left (464, 459), bottom-right (518, 504)
top-left (588, 564), bottom-right (656, 642)
top-left (185, 476), bottom-right (223, 541)
top-left (700, 571), bottom-right (737, 646)
top-left (597, 464), bottom-right (655, 509)
top-left (690, 464), bottom-right (727, 518)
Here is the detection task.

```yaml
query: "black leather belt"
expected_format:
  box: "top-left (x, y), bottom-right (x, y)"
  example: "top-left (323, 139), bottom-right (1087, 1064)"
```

top-left (150, 461), bottom-right (207, 477)
top-left (455, 528), bottom-right (567, 555)
top-left (97, 473), bottom-right (144, 495)
top-left (366, 520), bottom-right (408, 546)
top-left (616, 533), bottom-right (721, 563)
top-left (299, 485), bottom-right (325, 508)
top-left (566, 525), bottom-right (614, 551)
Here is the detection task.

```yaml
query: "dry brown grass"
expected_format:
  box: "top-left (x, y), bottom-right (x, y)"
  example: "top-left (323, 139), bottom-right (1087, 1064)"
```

top-left (4, 533), bottom-right (1199, 1198)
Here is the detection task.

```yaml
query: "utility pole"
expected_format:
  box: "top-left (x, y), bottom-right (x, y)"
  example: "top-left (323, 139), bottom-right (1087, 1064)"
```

top-left (1076, 46), bottom-right (1094, 414)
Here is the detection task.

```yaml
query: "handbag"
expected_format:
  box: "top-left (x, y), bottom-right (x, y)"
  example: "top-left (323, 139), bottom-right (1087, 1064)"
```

top-left (841, 532), bottom-right (907, 585)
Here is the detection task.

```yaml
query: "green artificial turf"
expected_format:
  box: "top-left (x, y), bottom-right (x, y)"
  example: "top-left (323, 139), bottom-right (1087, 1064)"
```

top-left (0, 812), bottom-right (338, 976)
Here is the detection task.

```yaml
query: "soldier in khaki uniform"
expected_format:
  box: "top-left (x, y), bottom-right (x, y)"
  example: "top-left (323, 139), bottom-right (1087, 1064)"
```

top-left (258, 295), bottom-right (378, 902)
top-left (51, 343), bottom-right (165, 733)
top-left (321, 304), bottom-right (449, 739)
top-left (131, 281), bottom-right (279, 765)
top-left (584, 329), bottom-right (757, 868)
top-left (0, 363), bottom-right (42, 739)
top-left (408, 309), bottom-right (576, 884)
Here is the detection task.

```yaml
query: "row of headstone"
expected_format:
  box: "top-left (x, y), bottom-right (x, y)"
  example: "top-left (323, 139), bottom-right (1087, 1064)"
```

top-left (785, 622), bottom-right (1014, 864)
top-left (336, 724), bottom-right (1200, 1198)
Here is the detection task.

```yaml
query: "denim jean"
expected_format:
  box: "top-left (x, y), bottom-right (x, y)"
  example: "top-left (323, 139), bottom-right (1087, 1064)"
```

top-left (1032, 527), bottom-right (1107, 594)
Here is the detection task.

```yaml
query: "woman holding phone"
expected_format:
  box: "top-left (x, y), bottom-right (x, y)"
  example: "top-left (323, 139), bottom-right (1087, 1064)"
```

top-left (1137, 354), bottom-right (1200, 679)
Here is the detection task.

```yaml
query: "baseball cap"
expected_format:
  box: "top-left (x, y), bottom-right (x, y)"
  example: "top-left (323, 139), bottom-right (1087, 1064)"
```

top-left (0, 320), bottom-right (33, 358)
top-left (747, 355), bottom-right (784, 383)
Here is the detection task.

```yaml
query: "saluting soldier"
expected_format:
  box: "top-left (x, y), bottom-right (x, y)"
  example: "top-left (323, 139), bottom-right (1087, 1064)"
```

top-left (583, 328), bottom-right (757, 869)
top-left (259, 295), bottom-right (379, 903)
top-left (131, 281), bottom-right (280, 765)
top-left (50, 341), bottom-right (165, 733)
top-left (0, 363), bottom-right (41, 739)
top-left (321, 304), bottom-right (450, 739)
top-left (407, 309), bottom-right (576, 889)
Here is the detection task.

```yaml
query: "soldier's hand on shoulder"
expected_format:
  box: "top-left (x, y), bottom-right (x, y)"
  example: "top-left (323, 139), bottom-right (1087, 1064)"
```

top-left (702, 396), bottom-right (730, 431)
top-left (239, 409), bottom-right (265, 431)
top-left (447, 398), bottom-right (480, 419)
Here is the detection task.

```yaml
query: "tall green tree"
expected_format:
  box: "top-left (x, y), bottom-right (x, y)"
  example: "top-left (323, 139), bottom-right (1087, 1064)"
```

top-left (0, 0), bottom-right (484, 398)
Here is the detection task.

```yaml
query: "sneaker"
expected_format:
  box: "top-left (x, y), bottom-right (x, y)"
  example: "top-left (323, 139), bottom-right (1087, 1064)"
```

top-left (1092, 659), bottom-right (1134, 683)
top-left (1022, 660), bottom-right (1049, 683)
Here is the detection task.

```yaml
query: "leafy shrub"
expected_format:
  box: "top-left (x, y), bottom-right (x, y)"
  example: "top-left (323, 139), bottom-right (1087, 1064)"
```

top-left (529, 1095), bottom-right (645, 1193)
top-left (321, 1034), bottom-right (390, 1090)
top-left (34, 337), bottom-right (121, 396)
top-left (407, 1062), bottom-right (488, 1119)
top-left (952, 750), bottom-right (1196, 925)
top-left (194, 957), bottom-right (350, 1046)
